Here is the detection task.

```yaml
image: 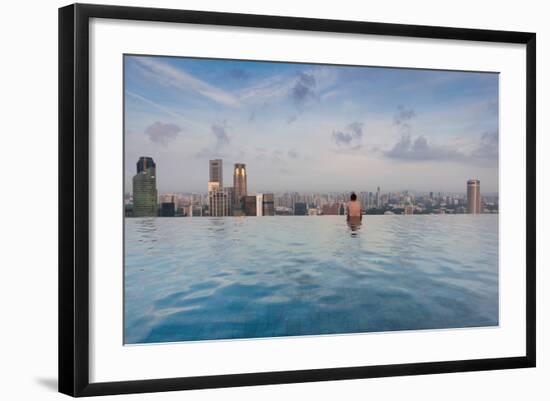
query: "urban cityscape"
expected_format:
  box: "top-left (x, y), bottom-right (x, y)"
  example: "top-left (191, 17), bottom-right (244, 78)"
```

top-left (125, 156), bottom-right (498, 218)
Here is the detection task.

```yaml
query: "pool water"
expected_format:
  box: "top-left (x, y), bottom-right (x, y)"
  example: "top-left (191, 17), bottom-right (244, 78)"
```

top-left (124, 215), bottom-right (499, 344)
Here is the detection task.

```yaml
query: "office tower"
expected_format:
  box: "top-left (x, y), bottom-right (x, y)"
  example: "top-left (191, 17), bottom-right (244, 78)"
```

top-left (209, 159), bottom-right (223, 187)
top-left (224, 186), bottom-right (234, 215)
top-left (160, 202), bottom-right (175, 217)
top-left (262, 193), bottom-right (275, 216)
top-left (132, 156), bottom-right (157, 217)
top-left (233, 163), bottom-right (247, 209)
top-left (243, 195), bottom-right (257, 216)
top-left (208, 181), bottom-right (230, 216)
top-left (137, 156), bottom-right (155, 174)
top-left (376, 186), bottom-right (381, 208)
top-left (467, 179), bottom-right (481, 214)
top-left (294, 202), bottom-right (307, 216)
top-left (256, 194), bottom-right (263, 216)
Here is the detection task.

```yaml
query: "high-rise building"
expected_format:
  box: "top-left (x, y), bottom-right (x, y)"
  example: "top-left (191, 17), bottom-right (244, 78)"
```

top-left (294, 202), bottom-right (307, 216)
top-left (256, 194), bottom-right (263, 216)
top-left (376, 186), bottom-right (381, 208)
top-left (160, 202), bottom-right (175, 217)
top-left (209, 159), bottom-right (223, 187)
top-left (467, 179), bottom-right (481, 214)
top-left (132, 156), bottom-right (157, 217)
top-left (243, 195), bottom-right (257, 216)
top-left (262, 193), bottom-right (275, 216)
top-left (233, 163), bottom-right (247, 209)
top-left (137, 156), bottom-right (155, 174)
top-left (208, 181), bottom-right (230, 216)
top-left (224, 186), bottom-right (234, 215)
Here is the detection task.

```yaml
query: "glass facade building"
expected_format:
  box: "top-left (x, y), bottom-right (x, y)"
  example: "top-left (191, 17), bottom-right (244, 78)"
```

top-left (233, 163), bottom-right (247, 210)
top-left (132, 156), bottom-right (158, 217)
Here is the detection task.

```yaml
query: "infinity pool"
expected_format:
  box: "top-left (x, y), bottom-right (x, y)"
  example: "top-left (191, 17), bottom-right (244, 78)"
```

top-left (124, 215), bottom-right (498, 344)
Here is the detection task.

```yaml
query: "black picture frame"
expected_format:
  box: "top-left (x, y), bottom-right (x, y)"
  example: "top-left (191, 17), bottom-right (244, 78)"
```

top-left (59, 3), bottom-right (536, 397)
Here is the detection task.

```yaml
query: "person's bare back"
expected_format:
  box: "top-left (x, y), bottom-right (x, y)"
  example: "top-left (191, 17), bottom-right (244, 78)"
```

top-left (346, 193), bottom-right (362, 218)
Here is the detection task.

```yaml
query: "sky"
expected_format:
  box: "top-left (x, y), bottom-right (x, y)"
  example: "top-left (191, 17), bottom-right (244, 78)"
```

top-left (124, 55), bottom-right (499, 194)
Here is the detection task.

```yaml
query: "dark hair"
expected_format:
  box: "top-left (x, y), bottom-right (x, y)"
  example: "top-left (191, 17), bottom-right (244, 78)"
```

top-left (350, 193), bottom-right (357, 201)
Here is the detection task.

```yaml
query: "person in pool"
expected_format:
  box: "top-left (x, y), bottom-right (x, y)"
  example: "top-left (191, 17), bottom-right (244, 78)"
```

top-left (346, 193), bottom-right (362, 234)
top-left (346, 192), bottom-right (362, 220)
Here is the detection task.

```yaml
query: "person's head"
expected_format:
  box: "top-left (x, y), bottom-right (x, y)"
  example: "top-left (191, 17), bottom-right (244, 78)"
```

top-left (350, 193), bottom-right (357, 201)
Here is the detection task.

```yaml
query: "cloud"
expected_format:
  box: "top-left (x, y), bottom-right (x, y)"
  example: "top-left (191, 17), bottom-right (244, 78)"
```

top-left (291, 72), bottom-right (317, 107)
top-left (238, 74), bottom-right (291, 104)
top-left (288, 149), bottom-right (299, 159)
top-left (195, 123), bottom-right (232, 158)
top-left (394, 105), bottom-right (416, 133)
top-left (237, 67), bottom-right (335, 111)
top-left (384, 105), bottom-right (480, 162)
top-left (126, 90), bottom-right (183, 121)
top-left (145, 121), bottom-right (181, 146)
top-left (135, 57), bottom-right (241, 108)
top-left (254, 147), bottom-right (300, 163)
top-left (470, 130), bottom-right (498, 161)
top-left (385, 134), bottom-right (462, 161)
top-left (211, 124), bottom-right (230, 146)
top-left (385, 130), bottom-right (498, 164)
top-left (332, 122), bottom-right (364, 149)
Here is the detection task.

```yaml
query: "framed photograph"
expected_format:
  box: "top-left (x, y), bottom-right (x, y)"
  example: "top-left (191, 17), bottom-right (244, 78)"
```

top-left (58, 3), bottom-right (536, 397)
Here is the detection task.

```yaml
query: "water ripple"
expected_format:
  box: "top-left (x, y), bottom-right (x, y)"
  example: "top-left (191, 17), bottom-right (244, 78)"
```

top-left (124, 215), bottom-right (499, 344)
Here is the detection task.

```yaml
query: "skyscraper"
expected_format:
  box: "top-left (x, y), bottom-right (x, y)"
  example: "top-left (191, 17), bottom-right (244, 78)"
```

top-left (467, 179), bottom-right (481, 214)
top-left (233, 163), bottom-right (247, 209)
top-left (376, 186), bottom-right (381, 208)
top-left (132, 156), bottom-right (157, 217)
top-left (262, 193), bottom-right (275, 216)
top-left (243, 195), bottom-right (257, 216)
top-left (137, 156), bottom-right (156, 174)
top-left (224, 186), bottom-right (234, 215)
top-left (208, 181), bottom-right (230, 216)
top-left (256, 194), bottom-right (263, 216)
top-left (209, 159), bottom-right (223, 187)
top-left (160, 201), bottom-right (175, 217)
top-left (294, 202), bottom-right (307, 216)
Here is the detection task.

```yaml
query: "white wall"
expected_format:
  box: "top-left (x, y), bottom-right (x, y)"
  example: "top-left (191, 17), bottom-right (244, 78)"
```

top-left (0, 0), bottom-right (546, 400)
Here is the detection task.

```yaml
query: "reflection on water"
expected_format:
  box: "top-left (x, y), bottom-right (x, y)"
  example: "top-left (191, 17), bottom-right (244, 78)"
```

top-left (346, 216), bottom-right (362, 236)
top-left (124, 215), bottom-right (499, 344)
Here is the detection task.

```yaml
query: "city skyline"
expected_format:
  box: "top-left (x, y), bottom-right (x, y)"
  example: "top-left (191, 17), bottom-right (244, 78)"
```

top-left (128, 155), bottom-right (496, 217)
top-left (125, 55), bottom-right (499, 193)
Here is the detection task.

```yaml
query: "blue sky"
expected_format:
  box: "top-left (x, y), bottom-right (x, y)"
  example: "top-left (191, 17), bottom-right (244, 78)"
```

top-left (124, 55), bottom-right (499, 194)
